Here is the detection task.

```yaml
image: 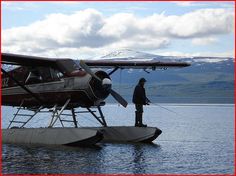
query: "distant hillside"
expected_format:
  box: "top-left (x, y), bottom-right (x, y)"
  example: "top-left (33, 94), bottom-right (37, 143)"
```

top-left (108, 81), bottom-right (234, 104)
top-left (98, 49), bottom-right (234, 84)
top-left (96, 49), bottom-right (234, 103)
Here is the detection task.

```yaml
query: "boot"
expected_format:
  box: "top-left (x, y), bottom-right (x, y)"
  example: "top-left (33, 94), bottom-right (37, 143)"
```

top-left (135, 111), bottom-right (139, 127)
top-left (138, 112), bottom-right (147, 127)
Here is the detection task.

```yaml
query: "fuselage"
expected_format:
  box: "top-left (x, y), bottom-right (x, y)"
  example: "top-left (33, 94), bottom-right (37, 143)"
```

top-left (2, 66), bottom-right (111, 108)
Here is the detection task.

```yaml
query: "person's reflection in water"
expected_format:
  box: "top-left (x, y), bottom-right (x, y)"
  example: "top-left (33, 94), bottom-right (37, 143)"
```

top-left (131, 144), bottom-right (146, 174)
top-left (131, 143), bottom-right (161, 174)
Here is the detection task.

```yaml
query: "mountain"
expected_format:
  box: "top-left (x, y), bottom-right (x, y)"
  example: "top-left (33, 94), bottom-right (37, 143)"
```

top-left (97, 49), bottom-right (233, 63)
top-left (100, 49), bottom-right (160, 60)
top-left (94, 49), bottom-right (234, 103)
top-left (95, 49), bottom-right (234, 84)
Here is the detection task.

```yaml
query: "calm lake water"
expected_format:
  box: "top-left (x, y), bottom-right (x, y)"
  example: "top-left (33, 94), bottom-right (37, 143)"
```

top-left (2, 104), bottom-right (234, 174)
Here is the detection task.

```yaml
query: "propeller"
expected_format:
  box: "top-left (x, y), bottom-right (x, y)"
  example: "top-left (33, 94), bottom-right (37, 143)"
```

top-left (110, 89), bottom-right (128, 108)
top-left (80, 60), bottom-right (128, 107)
top-left (80, 60), bottom-right (102, 81)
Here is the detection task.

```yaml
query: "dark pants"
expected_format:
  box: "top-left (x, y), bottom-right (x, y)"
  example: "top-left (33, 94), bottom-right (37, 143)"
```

top-left (135, 104), bottom-right (143, 126)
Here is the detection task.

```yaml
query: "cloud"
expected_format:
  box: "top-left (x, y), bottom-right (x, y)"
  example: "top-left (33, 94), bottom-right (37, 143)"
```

top-left (2, 8), bottom-right (234, 58)
top-left (192, 37), bottom-right (218, 46)
top-left (170, 8), bottom-right (234, 38)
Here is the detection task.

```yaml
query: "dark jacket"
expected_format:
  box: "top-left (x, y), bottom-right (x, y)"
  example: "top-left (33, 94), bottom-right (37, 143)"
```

top-left (132, 84), bottom-right (147, 105)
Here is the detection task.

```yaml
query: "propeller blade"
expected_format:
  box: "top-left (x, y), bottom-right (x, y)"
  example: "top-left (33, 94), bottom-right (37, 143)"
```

top-left (80, 60), bottom-right (128, 107)
top-left (80, 60), bottom-right (101, 82)
top-left (110, 89), bottom-right (128, 108)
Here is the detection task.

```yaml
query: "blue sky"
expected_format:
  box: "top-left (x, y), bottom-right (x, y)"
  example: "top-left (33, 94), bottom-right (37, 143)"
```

top-left (2, 2), bottom-right (235, 58)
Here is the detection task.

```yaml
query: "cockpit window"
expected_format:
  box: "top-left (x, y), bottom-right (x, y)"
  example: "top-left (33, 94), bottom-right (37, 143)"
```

top-left (50, 68), bottom-right (63, 79)
top-left (25, 67), bottom-right (63, 84)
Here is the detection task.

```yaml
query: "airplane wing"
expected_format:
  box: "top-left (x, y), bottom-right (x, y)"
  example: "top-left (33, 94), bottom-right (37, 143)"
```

top-left (1, 53), bottom-right (80, 75)
top-left (1, 53), bottom-right (190, 75)
top-left (83, 59), bottom-right (190, 69)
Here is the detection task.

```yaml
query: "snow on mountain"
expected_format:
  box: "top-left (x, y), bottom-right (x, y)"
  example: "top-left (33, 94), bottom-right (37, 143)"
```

top-left (92, 49), bottom-right (234, 64)
top-left (100, 49), bottom-right (160, 61)
top-left (189, 57), bottom-right (233, 63)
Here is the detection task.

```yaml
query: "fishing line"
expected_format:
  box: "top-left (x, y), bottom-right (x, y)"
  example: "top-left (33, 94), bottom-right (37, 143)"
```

top-left (150, 102), bottom-right (185, 118)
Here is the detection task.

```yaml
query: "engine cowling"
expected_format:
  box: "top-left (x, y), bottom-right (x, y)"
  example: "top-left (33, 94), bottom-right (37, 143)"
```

top-left (89, 70), bottom-right (112, 100)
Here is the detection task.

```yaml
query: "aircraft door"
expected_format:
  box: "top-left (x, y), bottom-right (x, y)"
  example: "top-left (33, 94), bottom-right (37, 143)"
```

top-left (64, 77), bottom-right (74, 88)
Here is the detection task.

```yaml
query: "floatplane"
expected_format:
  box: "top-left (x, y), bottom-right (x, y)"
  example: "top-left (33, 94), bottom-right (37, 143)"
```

top-left (1, 53), bottom-right (190, 146)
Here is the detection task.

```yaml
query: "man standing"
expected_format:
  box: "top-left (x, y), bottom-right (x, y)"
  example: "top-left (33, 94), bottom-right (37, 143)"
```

top-left (132, 78), bottom-right (150, 127)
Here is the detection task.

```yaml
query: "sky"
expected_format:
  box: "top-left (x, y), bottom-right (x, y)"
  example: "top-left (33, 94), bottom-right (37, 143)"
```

top-left (1, 1), bottom-right (235, 59)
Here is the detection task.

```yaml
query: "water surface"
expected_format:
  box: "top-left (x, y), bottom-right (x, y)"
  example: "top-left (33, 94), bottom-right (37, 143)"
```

top-left (2, 104), bottom-right (234, 174)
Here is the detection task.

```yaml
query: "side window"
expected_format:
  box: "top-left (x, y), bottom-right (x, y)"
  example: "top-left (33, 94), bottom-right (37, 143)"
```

top-left (38, 67), bottom-right (51, 81)
top-left (50, 68), bottom-right (63, 80)
top-left (24, 67), bottom-right (63, 84)
top-left (25, 69), bottom-right (42, 84)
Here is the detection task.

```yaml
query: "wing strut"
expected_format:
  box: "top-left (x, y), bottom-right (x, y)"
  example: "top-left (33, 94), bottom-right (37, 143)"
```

top-left (108, 67), bottom-right (119, 76)
top-left (1, 68), bottom-right (44, 104)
